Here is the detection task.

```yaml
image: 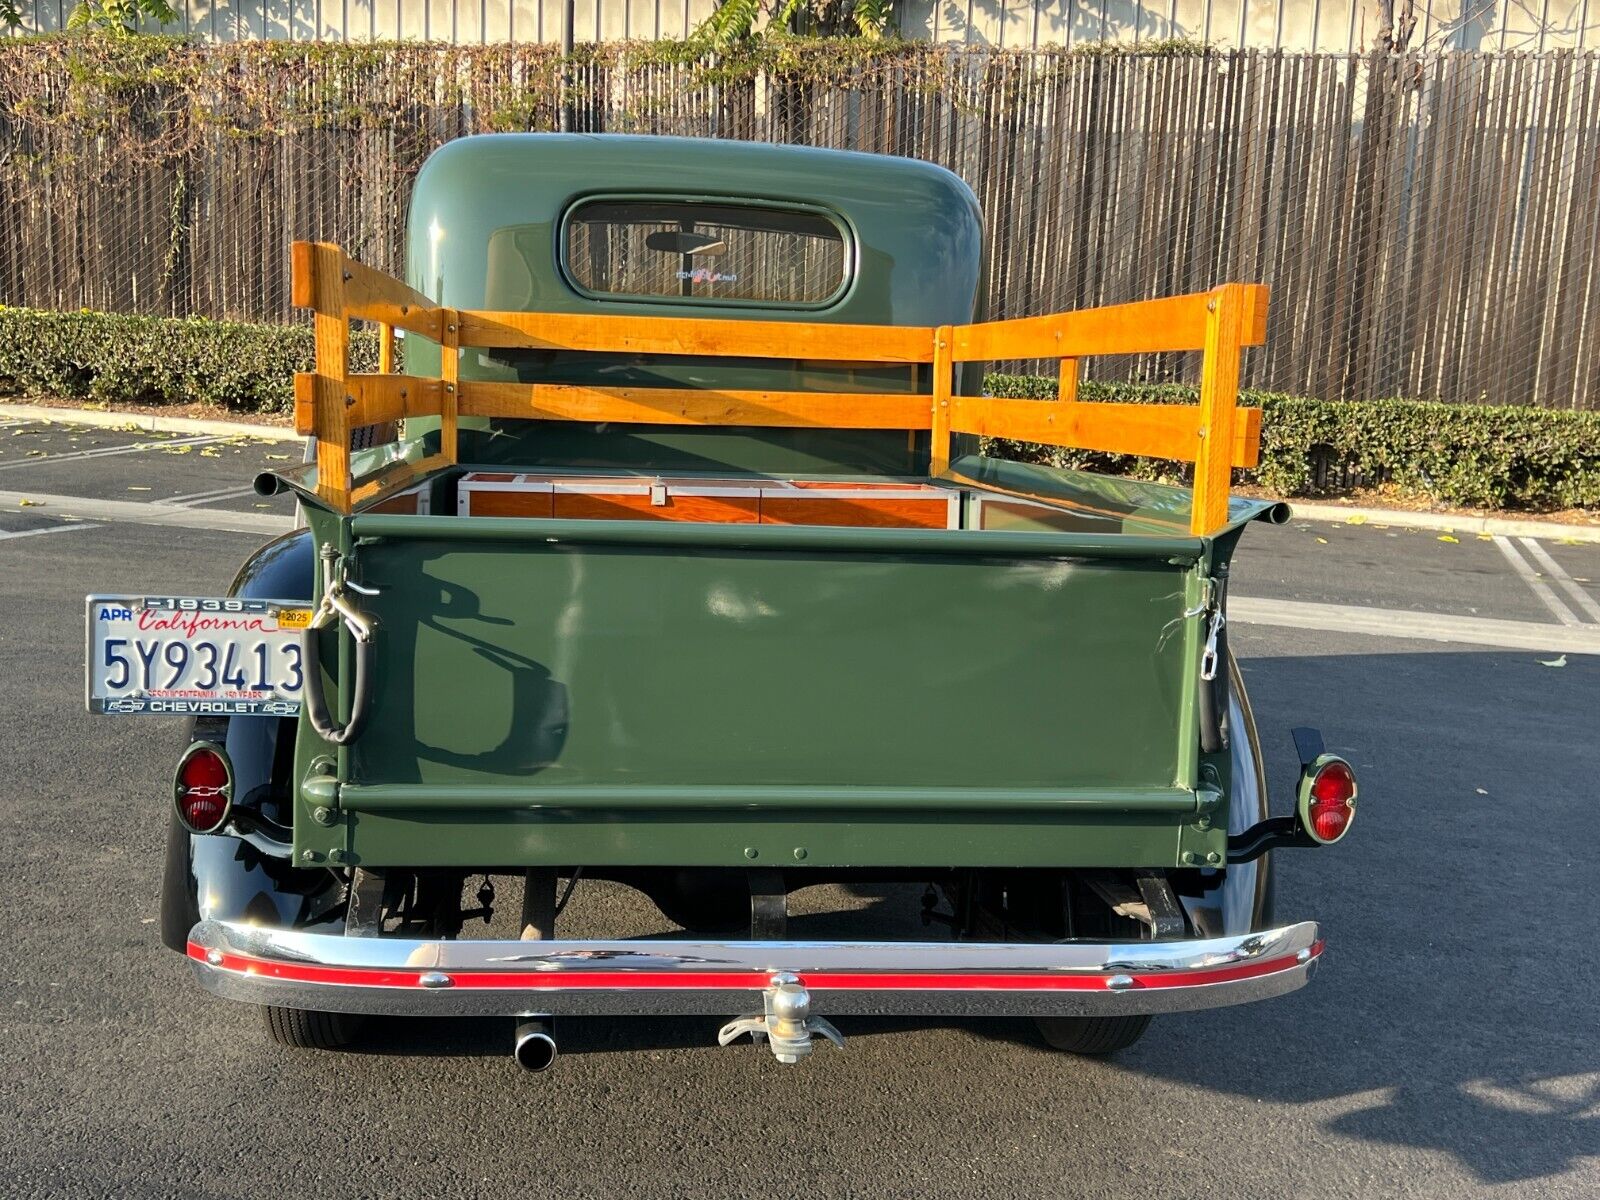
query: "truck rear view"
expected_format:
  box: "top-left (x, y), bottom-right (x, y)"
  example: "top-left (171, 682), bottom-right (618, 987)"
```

top-left (106, 135), bottom-right (1358, 1069)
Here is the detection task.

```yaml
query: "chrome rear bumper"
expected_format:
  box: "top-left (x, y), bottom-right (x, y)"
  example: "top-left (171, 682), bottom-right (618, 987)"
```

top-left (187, 919), bottom-right (1322, 1018)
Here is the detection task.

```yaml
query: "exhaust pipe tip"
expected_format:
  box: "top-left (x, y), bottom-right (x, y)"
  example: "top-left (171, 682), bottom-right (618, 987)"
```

top-left (514, 1019), bottom-right (557, 1073)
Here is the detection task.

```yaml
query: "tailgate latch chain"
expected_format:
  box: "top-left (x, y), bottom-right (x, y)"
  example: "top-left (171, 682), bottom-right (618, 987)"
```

top-left (717, 973), bottom-right (845, 1065)
top-left (1187, 576), bottom-right (1226, 682)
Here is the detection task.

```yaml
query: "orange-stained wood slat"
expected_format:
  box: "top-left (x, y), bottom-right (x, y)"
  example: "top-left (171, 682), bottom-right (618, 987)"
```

top-left (1057, 357), bottom-right (1079, 405)
top-left (929, 326), bottom-right (954, 476)
top-left (292, 372), bottom-right (316, 436)
top-left (439, 310), bottom-right (461, 466)
top-left (456, 309), bottom-right (936, 364)
top-left (951, 286), bottom-right (1269, 362)
top-left (292, 241), bottom-right (443, 343)
top-left (377, 323), bottom-right (395, 374)
top-left (950, 396), bottom-right (1262, 469)
top-left (315, 373), bottom-right (443, 429)
top-left (458, 382), bottom-right (934, 430)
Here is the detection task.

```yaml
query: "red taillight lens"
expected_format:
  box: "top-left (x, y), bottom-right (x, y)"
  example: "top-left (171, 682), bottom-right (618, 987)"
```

top-left (176, 746), bottom-right (231, 833)
top-left (1304, 758), bottom-right (1357, 844)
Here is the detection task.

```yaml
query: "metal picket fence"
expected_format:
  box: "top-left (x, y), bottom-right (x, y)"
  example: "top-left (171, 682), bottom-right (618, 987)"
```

top-left (3, 42), bottom-right (1599, 408)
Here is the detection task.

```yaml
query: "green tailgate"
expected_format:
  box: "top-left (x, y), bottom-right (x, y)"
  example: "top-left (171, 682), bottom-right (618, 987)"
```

top-left (293, 515), bottom-right (1226, 870)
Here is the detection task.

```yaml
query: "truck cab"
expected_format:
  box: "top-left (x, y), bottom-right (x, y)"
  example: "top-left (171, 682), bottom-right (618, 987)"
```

top-left (143, 134), bottom-right (1356, 1069)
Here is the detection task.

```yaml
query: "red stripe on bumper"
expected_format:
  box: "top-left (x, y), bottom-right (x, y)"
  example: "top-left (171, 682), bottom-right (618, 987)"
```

top-left (188, 940), bottom-right (1322, 993)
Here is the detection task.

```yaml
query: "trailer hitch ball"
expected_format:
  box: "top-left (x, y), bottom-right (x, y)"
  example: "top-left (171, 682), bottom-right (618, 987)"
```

top-left (717, 973), bottom-right (845, 1065)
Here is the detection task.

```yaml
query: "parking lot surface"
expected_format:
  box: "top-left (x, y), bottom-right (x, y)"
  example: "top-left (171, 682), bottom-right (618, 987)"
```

top-left (1, 418), bottom-right (1596, 1199)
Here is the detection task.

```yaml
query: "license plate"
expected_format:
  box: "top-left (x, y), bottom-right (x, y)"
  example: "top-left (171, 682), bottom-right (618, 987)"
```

top-left (86, 596), bottom-right (313, 717)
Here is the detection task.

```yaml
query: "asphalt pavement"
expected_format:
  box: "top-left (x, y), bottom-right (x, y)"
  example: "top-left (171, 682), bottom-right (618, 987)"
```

top-left (1, 417), bottom-right (1596, 1199)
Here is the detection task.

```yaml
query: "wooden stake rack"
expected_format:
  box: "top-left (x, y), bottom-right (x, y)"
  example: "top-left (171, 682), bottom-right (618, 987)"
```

top-left (291, 241), bottom-right (1268, 535)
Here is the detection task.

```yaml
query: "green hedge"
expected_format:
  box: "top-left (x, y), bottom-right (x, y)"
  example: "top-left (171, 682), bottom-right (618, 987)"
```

top-left (0, 306), bottom-right (380, 415)
top-left (1, 306), bottom-right (1595, 510)
top-left (985, 373), bottom-right (1600, 511)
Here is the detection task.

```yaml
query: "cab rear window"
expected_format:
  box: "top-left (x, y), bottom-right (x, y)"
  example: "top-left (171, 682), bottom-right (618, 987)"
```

top-left (562, 199), bottom-right (849, 307)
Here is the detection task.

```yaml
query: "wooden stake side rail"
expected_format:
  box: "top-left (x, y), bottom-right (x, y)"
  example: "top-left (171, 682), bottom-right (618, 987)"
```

top-left (461, 383), bottom-right (935, 431)
top-left (291, 241), bottom-right (1268, 534)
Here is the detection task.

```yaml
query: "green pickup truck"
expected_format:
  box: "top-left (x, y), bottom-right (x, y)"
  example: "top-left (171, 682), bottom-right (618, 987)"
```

top-left (91, 134), bottom-right (1357, 1070)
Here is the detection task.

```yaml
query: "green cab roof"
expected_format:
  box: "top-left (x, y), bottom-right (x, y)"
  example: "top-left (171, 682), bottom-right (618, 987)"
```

top-left (405, 133), bottom-right (984, 329)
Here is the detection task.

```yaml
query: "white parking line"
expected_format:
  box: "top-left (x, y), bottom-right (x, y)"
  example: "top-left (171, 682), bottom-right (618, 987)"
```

top-left (0, 521), bottom-right (102, 542)
top-left (1492, 535), bottom-right (1583, 627)
top-left (1229, 596), bottom-right (1600, 655)
top-left (168, 485), bottom-right (260, 509)
top-left (1517, 537), bottom-right (1600, 623)
top-left (5, 481), bottom-right (1597, 655)
top-left (0, 489), bottom-right (289, 536)
top-left (0, 434), bottom-right (221, 473)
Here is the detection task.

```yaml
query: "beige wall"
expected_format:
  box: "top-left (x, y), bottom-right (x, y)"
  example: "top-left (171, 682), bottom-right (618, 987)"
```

top-left (13, 0), bottom-right (1598, 51)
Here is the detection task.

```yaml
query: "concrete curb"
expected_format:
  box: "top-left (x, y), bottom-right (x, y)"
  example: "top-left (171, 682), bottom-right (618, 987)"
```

top-left (1286, 501), bottom-right (1600, 543)
top-left (5, 402), bottom-right (1598, 542)
top-left (0, 402), bottom-right (300, 443)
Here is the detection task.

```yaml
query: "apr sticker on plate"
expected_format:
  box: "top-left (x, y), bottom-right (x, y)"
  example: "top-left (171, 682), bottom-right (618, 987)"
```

top-left (86, 596), bottom-right (312, 716)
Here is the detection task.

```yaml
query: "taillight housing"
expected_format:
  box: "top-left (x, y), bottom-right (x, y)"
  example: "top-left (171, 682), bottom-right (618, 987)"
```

top-left (1296, 754), bottom-right (1357, 845)
top-left (174, 742), bottom-right (233, 834)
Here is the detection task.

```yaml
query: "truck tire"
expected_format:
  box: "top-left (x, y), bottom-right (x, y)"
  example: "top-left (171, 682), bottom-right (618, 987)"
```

top-left (1034, 877), bottom-right (1151, 1055)
top-left (1033, 1013), bottom-right (1151, 1055)
top-left (261, 1005), bottom-right (364, 1050)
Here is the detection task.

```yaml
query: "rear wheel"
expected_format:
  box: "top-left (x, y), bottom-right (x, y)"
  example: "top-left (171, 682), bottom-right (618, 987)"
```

top-left (261, 1005), bottom-right (364, 1050)
top-left (1034, 1013), bottom-right (1152, 1055)
top-left (1033, 875), bottom-right (1153, 1056)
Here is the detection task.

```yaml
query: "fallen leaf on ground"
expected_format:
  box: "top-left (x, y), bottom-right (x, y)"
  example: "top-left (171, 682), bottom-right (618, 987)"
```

top-left (1345, 514), bottom-right (1367, 525)
top-left (264, 453), bottom-right (291, 461)
top-left (1558, 537), bottom-right (1584, 545)
top-left (1477, 533), bottom-right (1494, 541)
top-left (18, 498), bottom-right (42, 507)
top-left (1538, 655), bottom-right (1567, 668)
top-left (1438, 534), bottom-right (1459, 543)
top-left (1316, 537), bottom-right (1328, 544)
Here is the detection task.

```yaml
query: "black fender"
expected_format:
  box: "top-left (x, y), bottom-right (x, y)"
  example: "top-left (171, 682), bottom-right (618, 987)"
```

top-left (1181, 655), bottom-right (1274, 939)
top-left (159, 530), bottom-right (344, 953)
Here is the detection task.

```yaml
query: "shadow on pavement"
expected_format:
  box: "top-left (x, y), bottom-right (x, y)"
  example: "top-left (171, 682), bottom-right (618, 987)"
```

top-left (338, 648), bottom-right (1599, 1186)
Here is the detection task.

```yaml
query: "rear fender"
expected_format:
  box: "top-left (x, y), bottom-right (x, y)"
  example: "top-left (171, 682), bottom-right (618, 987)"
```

top-left (160, 531), bottom-right (343, 952)
top-left (1181, 655), bottom-right (1273, 938)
